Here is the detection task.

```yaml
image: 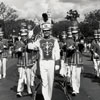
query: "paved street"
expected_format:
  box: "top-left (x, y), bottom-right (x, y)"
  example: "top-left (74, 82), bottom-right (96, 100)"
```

top-left (0, 52), bottom-right (100, 100)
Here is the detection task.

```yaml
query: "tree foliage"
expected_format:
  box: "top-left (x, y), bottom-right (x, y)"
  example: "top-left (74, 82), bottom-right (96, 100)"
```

top-left (4, 19), bottom-right (36, 38)
top-left (0, 2), bottom-right (18, 21)
top-left (52, 20), bottom-right (71, 37)
top-left (80, 9), bottom-right (100, 38)
top-left (65, 9), bottom-right (80, 21)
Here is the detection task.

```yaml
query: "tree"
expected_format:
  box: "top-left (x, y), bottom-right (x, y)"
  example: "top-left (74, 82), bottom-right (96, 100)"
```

top-left (52, 20), bottom-right (71, 37)
top-left (0, 2), bottom-right (18, 21)
top-left (0, 2), bottom-right (18, 38)
top-left (65, 9), bottom-right (80, 21)
top-left (80, 9), bottom-right (100, 38)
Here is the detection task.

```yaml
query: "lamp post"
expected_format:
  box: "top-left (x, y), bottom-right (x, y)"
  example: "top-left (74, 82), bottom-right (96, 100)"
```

top-left (12, 29), bottom-right (16, 43)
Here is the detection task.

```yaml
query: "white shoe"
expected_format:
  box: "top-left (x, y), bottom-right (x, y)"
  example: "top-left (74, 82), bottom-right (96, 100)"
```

top-left (0, 74), bottom-right (2, 79)
top-left (16, 92), bottom-right (22, 97)
top-left (3, 74), bottom-right (6, 78)
top-left (72, 91), bottom-right (78, 96)
top-left (97, 71), bottom-right (99, 77)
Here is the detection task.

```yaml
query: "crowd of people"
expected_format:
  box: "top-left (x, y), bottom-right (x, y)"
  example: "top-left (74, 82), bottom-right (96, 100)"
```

top-left (0, 12), bottom-right (99, 100)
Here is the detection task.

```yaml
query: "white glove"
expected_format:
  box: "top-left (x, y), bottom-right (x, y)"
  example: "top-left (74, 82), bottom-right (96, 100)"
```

top-left (60, 60), bottom-right (67, 77)
top-left (94, 52), bottom-right (99, 59)
top-left (18, 47), bottom-right (22, 51)
top-left (3, 45), bottom-right (7, 48)
top-left (0, 50), bottom-right (2, 53)
top-left (55, 65), bottom-right (60, 70)
top-left (28, 43), bottom-right (33, 49)
top-left (68, 45), bottom-right (74, 50)
top-left (94, 52), bottom-right (98, 57)
top-left (16, 47), bottom-right (22, 52)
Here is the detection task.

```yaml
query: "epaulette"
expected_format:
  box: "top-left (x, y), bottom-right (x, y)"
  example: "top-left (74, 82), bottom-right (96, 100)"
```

top-left (50, 36), bottom-right (57, 40)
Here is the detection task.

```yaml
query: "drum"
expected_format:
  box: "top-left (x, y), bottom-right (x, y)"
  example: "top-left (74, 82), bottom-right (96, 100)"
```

top-left (71, 49), bottom-right (82, 66)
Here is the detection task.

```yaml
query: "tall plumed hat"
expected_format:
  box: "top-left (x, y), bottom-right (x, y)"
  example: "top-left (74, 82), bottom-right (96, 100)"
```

top-left (67, 27), bottom-right (72, 37)
top-left (94, 29), bottom-right (100, 39)
top-left (71, 26), bottom-right (78, 34)
top-left (41, 12), bottom-right (52, 31)
top-left (0, 28), bottom-right (3, 36)
top-left (20, 28), bottom-right (28, 36)
top-left (62, 31), bottom-right (67, 39)
top-left (21, 22), bottom-right (26, 27)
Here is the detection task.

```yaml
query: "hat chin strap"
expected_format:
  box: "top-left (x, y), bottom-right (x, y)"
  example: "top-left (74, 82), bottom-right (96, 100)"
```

top-left (44, 35), bottom-right (50, 39)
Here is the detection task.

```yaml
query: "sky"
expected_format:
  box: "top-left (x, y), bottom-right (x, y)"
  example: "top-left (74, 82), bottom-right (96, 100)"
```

top-left (1, 0), bottom-right (100, 21)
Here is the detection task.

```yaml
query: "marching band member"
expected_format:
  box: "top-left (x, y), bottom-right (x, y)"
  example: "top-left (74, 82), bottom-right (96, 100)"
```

top-left (71, 26), bottom-right (82, 95)
top-left (92, 30), bottom-right (100, 77)
top-left (16, 25), bottom-right (35, 97)
top-left (65, 30), bottom-right (75, 83)
top-left (0, 29), bottom-right (8, 79)
top-left (28, 14), bottom-right (60, 100)
top-left (59, 31), bottom-right (67, 77)
top-left (27, 24), bottom-right (34, 39)
top-left (27, 24), bottom-right (38, 87)
top-left (59, 28), bottom-right (75, 84)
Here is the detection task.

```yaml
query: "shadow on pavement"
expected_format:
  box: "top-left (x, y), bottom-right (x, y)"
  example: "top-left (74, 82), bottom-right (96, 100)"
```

top-left (83, 73), bottom-right (100, 84)
top-left (10, 85), bottom-right (17, 92)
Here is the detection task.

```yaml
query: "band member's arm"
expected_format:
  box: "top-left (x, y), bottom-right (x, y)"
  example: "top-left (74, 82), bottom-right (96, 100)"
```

top-left (93, 47), bottom-right (99, 59)
top-left (0, 42), bottom-right (4, 53)
top-left (54, 39), bottom-right (60, 70)
top-left (28, 39), bottom-right (39, 50)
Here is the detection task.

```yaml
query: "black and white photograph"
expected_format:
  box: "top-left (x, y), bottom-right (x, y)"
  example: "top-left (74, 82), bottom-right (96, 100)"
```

top-left (0, 0), bottom-right (100, 100)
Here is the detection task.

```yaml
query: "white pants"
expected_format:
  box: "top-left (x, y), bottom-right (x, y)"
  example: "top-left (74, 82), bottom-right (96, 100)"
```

top-left (0, 58), bottom-right (7, 78)
top-left (93, 58), bottom-right (100, 77)
top-left (60, 60), bottom-right (67, 77)
top-left (31, 62), bottom-right (37, 86)
top-left (71, 65), bottom-right (81, 93)
top-left (17, 63), bottom-right (37, 94)
top-left (17, 67), bottom-right (27, 93)
top-left (39, 60), bottom-right (55, 100)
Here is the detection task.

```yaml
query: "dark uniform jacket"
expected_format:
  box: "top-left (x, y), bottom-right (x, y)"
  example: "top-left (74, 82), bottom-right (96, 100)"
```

top-left (0, 39), bottom-right (8, 58)
top-left (15, 40), bottom-right (38, 68)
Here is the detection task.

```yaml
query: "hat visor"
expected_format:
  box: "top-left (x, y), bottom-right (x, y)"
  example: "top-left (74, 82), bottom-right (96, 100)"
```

top-left (43, 29), bottom-right (51, 31)
top-left (21, 33), bottom-right (27, 36)
top-left (68, 35), bottom-right (72, 37)
top-left (72, 31), bottom-right (78, 33)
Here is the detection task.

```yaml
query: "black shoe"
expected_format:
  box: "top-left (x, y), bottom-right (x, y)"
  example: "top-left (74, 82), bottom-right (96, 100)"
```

top-left (28, 93), bottom-right (33, 97)
top-left (25, 93), bottom-right (33, 97)
top-left (72, 91), bottom-right (77, 96)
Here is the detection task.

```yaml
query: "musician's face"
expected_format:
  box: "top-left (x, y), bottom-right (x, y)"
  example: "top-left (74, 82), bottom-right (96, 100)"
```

top-left (28, 25), bottom-right (32, 30)
top-left (21, 35), bottom-right (27, 41)
top-left (43, 30), bottom-right (51, 38)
